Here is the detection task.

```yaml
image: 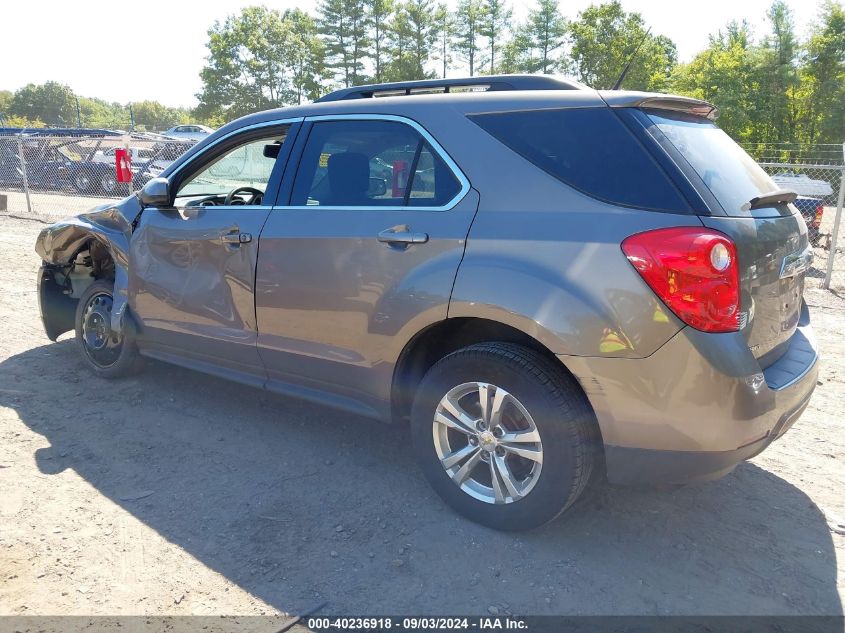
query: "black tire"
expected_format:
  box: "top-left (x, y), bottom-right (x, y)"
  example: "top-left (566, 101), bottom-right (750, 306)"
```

top-left (74, 279), bottom-right (139, 379)
top-left (411, 342), bottom-right (598, 531)
top-left (99, 172), bottom-right (117, 195)
top-left (72, 171), bottom-right (92, 194)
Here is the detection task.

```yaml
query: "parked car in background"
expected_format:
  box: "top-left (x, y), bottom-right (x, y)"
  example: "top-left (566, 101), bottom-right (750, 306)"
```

top-left (92, 146), bottom-right (155, 166)
top-left (163, 124), bottom-right (214, 141)
top-left (33, 76), bottom-right (819, 530)
top-left (771, 172), bottom-right (833, 197)
top-left (794, 197), bottom-right (825, 245)
top-left (131, 140), bottom-right (196, 190)
top-left (0, 135), bottom-right (67, 190)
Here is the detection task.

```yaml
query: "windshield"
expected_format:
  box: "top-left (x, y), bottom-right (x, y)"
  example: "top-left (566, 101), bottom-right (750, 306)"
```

top-left (646, 111), bottom-right (787, 217)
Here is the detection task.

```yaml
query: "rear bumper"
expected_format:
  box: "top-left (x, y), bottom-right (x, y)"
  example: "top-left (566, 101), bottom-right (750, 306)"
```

top-left (562, 306), bottom-right (819, 485)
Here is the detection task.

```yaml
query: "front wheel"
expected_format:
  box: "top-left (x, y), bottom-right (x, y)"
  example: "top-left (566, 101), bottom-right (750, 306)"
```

top-left (74, 279), bottom-right (139, 378)
top-left (99, 173), bottom-right (117, 195)
top-left (411, 343), bottom-right (598, 531)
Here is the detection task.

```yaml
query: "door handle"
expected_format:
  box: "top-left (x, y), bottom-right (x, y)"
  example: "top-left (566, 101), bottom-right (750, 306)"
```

top-left (220, 230), bottom-right (252, 244)
top-left (377, 226), bottom-right (429, 245)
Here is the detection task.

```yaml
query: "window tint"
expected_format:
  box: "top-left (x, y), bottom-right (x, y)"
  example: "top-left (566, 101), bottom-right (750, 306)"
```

top-left (290, 119), bottom-right (461, 208)
top-left (469, 107), bottom-right (690, 212)
top-left (175, 127), bottom-right (289, 203)
top-left (645, 111), bottom-right (786, 217)
top-left (408, 144), bottom-right (461, 206)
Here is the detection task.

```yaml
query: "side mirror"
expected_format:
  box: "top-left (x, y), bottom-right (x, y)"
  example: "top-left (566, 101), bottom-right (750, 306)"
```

top-left (368, 177), bottom-right (388, 197)
top-left (138, 177), bottom-right (171, 207)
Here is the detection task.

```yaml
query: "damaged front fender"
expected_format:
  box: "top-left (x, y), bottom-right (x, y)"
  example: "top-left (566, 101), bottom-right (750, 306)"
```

top-left (34, 196), bottom-right (143, 339)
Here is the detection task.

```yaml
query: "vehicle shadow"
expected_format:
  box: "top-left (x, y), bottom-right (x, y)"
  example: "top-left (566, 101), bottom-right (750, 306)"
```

top-left (1, 340), bottom-right (841, 616)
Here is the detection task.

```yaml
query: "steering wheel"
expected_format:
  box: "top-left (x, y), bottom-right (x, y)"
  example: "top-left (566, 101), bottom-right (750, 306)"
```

top-left (225, 186), bottom-right (264, 206)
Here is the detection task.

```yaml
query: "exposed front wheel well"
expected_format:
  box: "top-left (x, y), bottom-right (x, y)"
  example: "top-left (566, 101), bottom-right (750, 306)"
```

top-left (39, 238), bottom-right (117, 340)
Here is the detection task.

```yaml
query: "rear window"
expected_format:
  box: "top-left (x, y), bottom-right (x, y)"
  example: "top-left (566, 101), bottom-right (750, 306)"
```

top-left (468, 107), bottom-right (690, 212)
top-left (645, 111), bottom-right (786, 217)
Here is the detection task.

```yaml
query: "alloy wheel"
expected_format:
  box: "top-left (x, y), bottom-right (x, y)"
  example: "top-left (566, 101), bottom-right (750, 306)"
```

top-left (432, 382), bottom-right (543, 504)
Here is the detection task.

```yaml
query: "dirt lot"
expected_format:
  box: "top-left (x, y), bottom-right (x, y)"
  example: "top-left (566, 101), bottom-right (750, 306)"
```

top-left (0, 212), bottom-right (843, 617)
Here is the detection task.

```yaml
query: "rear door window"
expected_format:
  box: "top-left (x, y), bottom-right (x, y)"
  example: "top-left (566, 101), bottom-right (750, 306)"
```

top-left (644, 111), bottom-right (790, 217)
top-left (290, 119), bottom-right (462, 208)
top-left (468, 107), bottom-right (691, 212)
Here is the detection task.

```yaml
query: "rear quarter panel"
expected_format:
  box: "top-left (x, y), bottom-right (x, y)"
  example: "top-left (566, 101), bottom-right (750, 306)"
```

top-left (447, 138), bottom-right (698, 359)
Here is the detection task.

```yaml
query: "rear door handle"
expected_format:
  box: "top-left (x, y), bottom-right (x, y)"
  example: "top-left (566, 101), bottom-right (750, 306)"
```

top-left (377, 226), bottom-right (429, 245)
top-left (220, 229), bottom-right (252, 244)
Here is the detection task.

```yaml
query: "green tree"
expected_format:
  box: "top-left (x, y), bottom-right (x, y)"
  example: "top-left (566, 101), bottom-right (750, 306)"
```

top-left (756, 1), bottom-right (800, 151)
top-left (368, 0), bottom-right (395, 82)
top-left (524, 0), bottom-right (567, 74)
top-left (0, 90), bottom-right (12, 116)
top-left (480, 0), bottom-right (512, 74)
top-left (800, 1), bottom-right (845, 145)
top-left (499, 22), bottom-right (539, 73)
top-left (9, 81), bottom-right (77, 126)
top-left (132, 101), bottom-right (173, 131)
top-left (569, 1), bottom-right (676, 90)
top-left (285, 9), bottom-right (328, 103)
top-left (453, 0), bottom-right (485, 75)
top-left (671, 21), bottom-right (759, 142)
top-left (197, 6), bottom-right (325, 121)
top-left (405, 0), bottom-right (439, 78)
top-left (196, 7), bottom-right (289, 120)
top-left (319, 0), bottom-right (371, 87)
top-left (76, 97), bottom-right (129, 129)
top-left (501, 0), bottom-right (567, 74)
top-left (433, 3), bottom-right (453, 78)
top-left (384, 4), bottom-right (418, 80)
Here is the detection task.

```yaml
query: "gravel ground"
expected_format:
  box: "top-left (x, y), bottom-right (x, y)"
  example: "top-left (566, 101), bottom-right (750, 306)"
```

top-left (0, 213), bottom-right (843, 618)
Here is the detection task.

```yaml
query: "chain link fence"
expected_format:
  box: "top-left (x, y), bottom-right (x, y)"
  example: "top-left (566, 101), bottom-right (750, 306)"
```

top-left (1, 130), bottom-right (843, 292)
top-left (0, 130), bottom-right (195, 220)
top-left (756, 162), bottom-right (845, 292)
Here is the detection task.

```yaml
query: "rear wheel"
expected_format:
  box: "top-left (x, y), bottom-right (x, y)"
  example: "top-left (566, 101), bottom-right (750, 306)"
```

top-left (74, 280), bottom-right (138, 378)
top-left (411, 343), bottom-right (597, 531)
top-left (99, 173), bottom-right (117, 195)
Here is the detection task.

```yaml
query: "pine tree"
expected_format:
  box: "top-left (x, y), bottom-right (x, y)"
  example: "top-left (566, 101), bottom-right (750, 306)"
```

top-left (318, 0), bottom-right (371, 87)
top-left (454, 0), bottom-right (485, 76)
top-left (480, 0), bottom-right (512, 74)
top-left (526, 0), bottom-right (566, 74)
top-left (433, 3), bottom-right (453, 78)
top-left (368, 0), bottom-right (395, 82)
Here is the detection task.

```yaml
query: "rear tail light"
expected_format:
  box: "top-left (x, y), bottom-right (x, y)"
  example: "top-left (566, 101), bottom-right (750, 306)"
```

top-left (622, 227), bottom-right (740, 333)
top-left (814, 205), bottom-right (824, 227)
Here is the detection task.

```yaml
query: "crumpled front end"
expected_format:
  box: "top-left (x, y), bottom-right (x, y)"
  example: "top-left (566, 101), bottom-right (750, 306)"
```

top-left (34, 196), bottom-right (142, 340)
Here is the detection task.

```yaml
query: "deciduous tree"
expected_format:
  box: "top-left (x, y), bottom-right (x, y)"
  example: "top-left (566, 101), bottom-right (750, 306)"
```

top-left (9, 81), bottom-right (76, 126)
top-left (568, 1), bottom-right (676, 90)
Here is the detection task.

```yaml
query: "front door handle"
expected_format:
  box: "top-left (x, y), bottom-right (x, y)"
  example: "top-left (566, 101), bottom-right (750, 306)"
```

top-left (377, 225), bottom-right (429, 246)
top-left (220, 230), bottom-right (252, 244)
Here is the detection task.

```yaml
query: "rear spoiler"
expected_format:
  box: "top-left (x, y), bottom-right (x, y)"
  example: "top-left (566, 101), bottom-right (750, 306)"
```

top-left (598, 91), bottom-right (718, 120)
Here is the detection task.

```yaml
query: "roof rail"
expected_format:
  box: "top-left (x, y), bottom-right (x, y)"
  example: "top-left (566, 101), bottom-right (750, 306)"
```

top-left (316, 74), bottom-right (586, 102)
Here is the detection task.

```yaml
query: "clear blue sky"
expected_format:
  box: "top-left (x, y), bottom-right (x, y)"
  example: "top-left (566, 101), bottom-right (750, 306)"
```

top-left (2, 0), bottom-right (820, 108)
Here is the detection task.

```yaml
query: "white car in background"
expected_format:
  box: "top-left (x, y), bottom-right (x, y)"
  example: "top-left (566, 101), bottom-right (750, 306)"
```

top-left (163, 124), bottom-right (214, 141)
top-left (92, 147), bottom-right (154, 166)
top-left (771, 172), bottom-right (834, 197)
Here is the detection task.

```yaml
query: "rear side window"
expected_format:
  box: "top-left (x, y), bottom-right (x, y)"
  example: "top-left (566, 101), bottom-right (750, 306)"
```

top-left (469, 107), bottom-right (690, 212)
top-left (290, 119), bottom-right (461, 208)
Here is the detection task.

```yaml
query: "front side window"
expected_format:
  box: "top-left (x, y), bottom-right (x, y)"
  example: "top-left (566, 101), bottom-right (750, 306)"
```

top-left (175, 128), bottom-right (289, 205)
top-left (290, 119), bottom-right (461, 208)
